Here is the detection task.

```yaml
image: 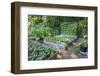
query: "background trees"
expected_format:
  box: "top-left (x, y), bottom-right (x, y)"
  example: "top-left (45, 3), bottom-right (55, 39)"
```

top-left (28, 15), bottom-right (88, 40)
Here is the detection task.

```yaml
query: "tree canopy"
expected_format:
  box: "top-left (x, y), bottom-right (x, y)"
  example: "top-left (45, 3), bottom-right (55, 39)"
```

top-left (28, 15), bottom-right (88, 39)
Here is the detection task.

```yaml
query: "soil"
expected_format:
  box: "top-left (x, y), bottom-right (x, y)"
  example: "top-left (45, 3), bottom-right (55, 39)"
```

top-left (57, 39), bottom-right (79, 59)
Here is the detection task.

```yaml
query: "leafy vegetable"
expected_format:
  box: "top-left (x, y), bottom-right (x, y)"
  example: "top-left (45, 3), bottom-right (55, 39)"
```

top-left (28, 40), bottom-right (57, 61)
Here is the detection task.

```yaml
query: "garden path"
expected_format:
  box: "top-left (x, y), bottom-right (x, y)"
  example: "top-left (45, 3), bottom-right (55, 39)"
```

top-left (58, 40), bottom-right (80, 59)
top-left (44, 39), bottom-right (80, 59)
top-left (60, 46), bottom-right (78, 59)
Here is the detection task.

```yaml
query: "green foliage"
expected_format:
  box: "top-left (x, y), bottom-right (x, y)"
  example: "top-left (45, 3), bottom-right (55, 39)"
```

top-left (61, 22), bottom-right (77, 35)
top-left (74, 45), bottom-right (80, 56)
top-left (28, 15), bottom-right (88, 38)
top-left (47, 36), bottom-right (70, 43)
top-left (28, 15), bottom-right (88, 60)
top-left (80, 38), bottom-right (88, 47)
top-left (76, 18), bottom-right (88, 38)
top-left (28, 23), bottom-right (51, 40)
top-left (28, 40), bottom-right (57, 60)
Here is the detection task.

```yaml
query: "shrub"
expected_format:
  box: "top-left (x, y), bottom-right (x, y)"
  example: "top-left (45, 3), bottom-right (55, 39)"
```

top-left (28, 40), bottom-right (57, 60)
top-left (74, 45), bottom-right (80, 56)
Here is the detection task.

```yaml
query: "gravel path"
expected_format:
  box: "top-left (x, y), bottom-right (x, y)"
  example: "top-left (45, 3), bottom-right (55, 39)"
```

top-left (59, 46), bottom-right (78, 59)
top-left (57, 39), bottom-right (80, 59)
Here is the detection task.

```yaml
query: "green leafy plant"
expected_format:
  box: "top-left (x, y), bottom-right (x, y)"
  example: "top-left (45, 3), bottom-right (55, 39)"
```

top-left (28, 23), bottom-right (52, 42)
top-left (28, 40), bottom-right (57, 60)
top-left (80, 39), bottom-right (88, 47)
top-left (74, 45), bottom-right (80, 56)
